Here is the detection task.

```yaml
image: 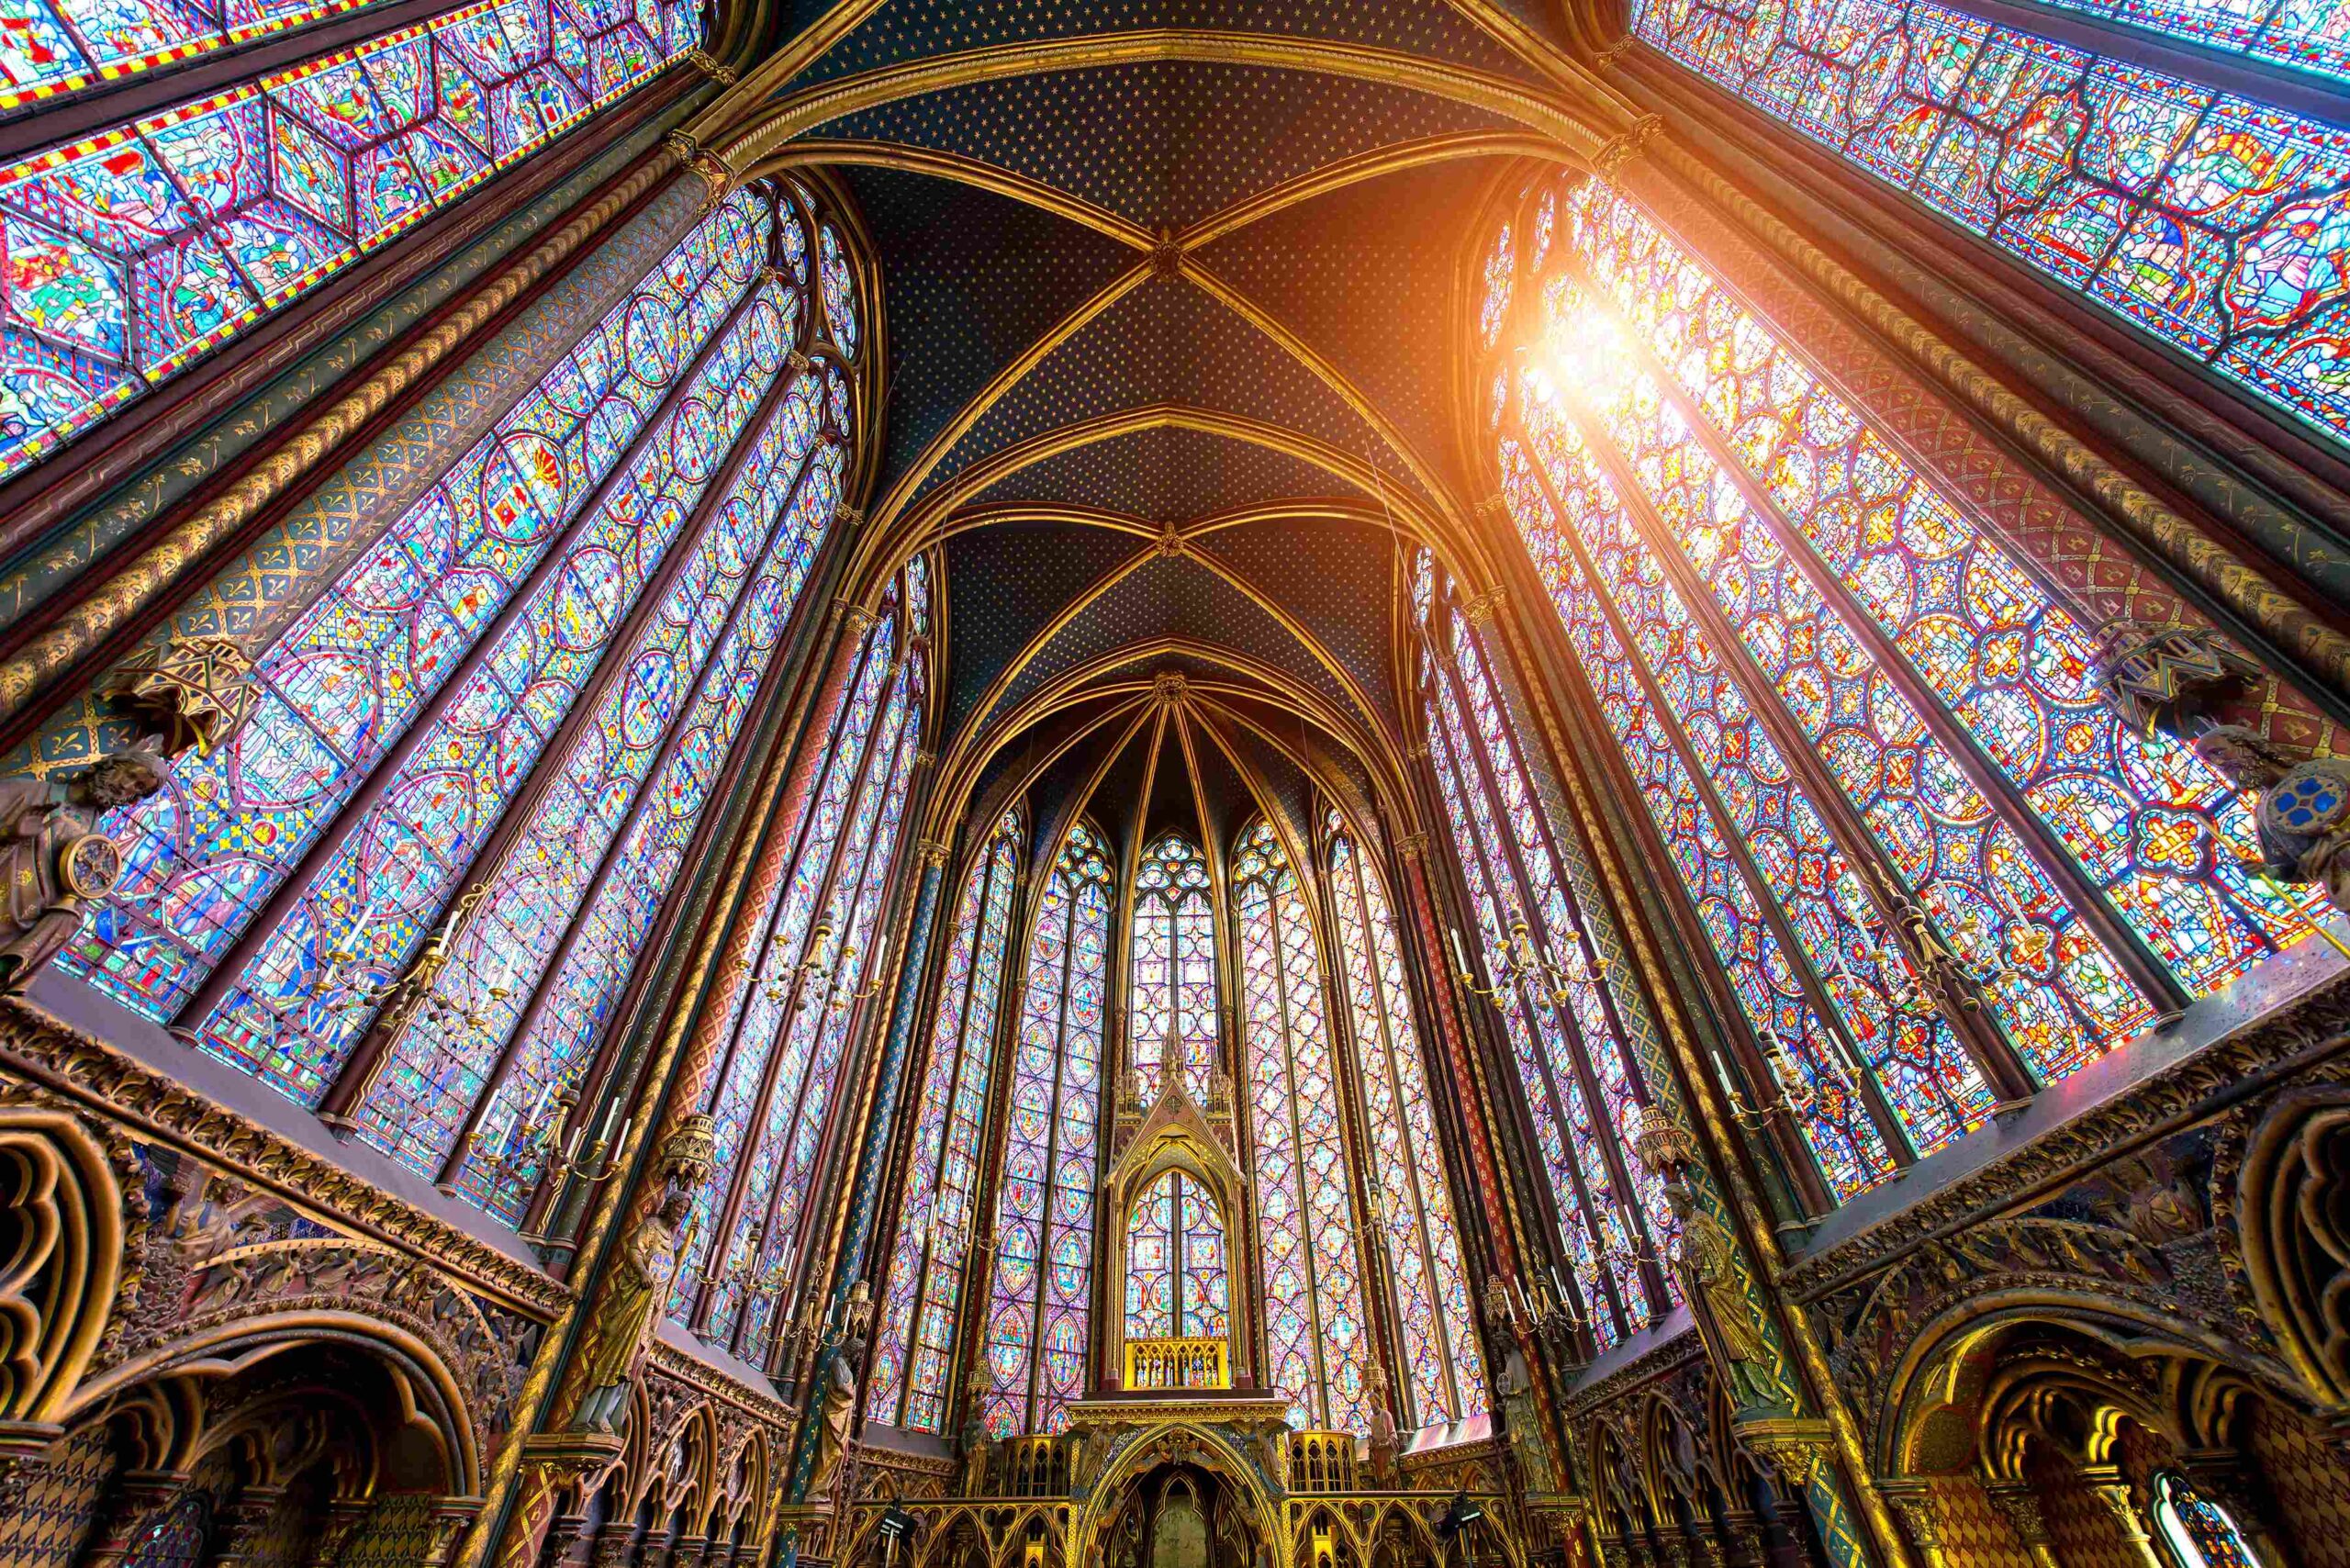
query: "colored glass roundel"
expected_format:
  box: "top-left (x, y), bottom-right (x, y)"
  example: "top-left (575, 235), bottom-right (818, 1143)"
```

top-left (0, 0), bottom-right (700, 486)
top-left (870, 812), bottom-right (1023, 1434)
top-left (1632, 0), bottom-right (2350, 450)
top-left (983, 822), bottom-right (1111, 1438)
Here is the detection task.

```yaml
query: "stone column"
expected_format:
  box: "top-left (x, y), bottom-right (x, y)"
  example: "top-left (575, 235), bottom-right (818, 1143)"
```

top-left (539, 1511), bottom-right (595, 1568)
top-left (2078, 1466), bottom-right (2164, 1568)
top-left (209, 1484), bottom-right (289, 1568)
top-left (1874, 1478), bottom-right (1948, 1568)
top-left (590, 1519), bottom-right (638, 1568)
top-left (1982, 1482), bottom-right (2062, 1568)
top-left (308, 1496), bottom-right (375, 1568)
top-left (80, 1469), bottom-right (191, 1568)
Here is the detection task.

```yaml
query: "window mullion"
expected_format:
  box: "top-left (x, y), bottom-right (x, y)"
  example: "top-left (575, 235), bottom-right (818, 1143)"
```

top-left (1353, 853), bottom-right (1460, 1425)
top-left (688, 623), bottom-right (884, 1328)
top-left (1512, 407), bottom-right (1925, 1170)
top-left (1425, 689), bottom-right (1629, 1338)
top-left (722, 655), bottom-right (908, 1354)
top-left (1571, 257), bottom-right (2185, 1014)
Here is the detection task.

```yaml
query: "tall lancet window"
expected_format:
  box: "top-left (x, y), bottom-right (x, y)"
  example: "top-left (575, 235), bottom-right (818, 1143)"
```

top-left (1234, 819), bottom-right (1373, 1431)
top-left (1416, 567), bottom-right (1678, 1350)
top-left (869, 809), bottom-right (1023, 1434)
top-left (669, 568), bottom-right (922, 1362)
top-left (0, 0), bottom-right (703, 487)
top-left (1628, 0), bottom-right (2350, 450)
top-left (1124, 1169), bottom-right (1229, 1338)
top-left (1481, 173), bottom-right (2322, 1202)
top-left (1130, 832), bottom-right (1217, 1102)
top-left (56, 182), bottom-right (867, 1227)
top-left (983, 821), bottom-right (1112, 1437)
top-left (1326, 817), bottom-right (1488, 1428)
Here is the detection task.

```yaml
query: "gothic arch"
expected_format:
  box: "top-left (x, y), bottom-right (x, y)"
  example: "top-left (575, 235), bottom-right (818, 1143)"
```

top-left (1069, 1417), bottom-right (1280, 1562)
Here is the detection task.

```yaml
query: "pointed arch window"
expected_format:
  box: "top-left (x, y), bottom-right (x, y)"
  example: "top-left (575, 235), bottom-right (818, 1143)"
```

top-left (1233, 818), bottom-right (1373, 1431)
top-left (982, 820), bottom-right (1111, 1437)
top-left (1630, 0), bottom-right (2350, 448)
top-left (868, 808), bottom-right (1023, 1434)
top-left (1130, 832), bottom-right (1216, 1103)
top-left (668, 571), bottom-right (921, 1362)
top-left (1417, 586), bottom-right (1678, 1350)
top-left (56, 183), bottom-right (870, 1230)
top-left (1481, 174), bottom-right (2321, 1202)
top-left (1124, 1169), bottom-right (1228, 1339)
top-left (0, 0), bottom-right (704, 487)
top-left (1325, 817), bottom-right (1488, 1429)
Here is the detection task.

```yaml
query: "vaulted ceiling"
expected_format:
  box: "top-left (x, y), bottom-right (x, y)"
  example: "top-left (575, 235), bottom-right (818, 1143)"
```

top-left (703, 0), bottom-right (1628, 854)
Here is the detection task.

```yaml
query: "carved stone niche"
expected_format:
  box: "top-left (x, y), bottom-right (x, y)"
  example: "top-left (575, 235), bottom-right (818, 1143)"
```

top-left (2234, 1087), bottom-right (2350, 1410)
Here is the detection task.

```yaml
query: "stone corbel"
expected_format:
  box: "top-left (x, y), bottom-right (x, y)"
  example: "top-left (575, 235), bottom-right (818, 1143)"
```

top-left (662, 131), bottom-right (734, 211)
top-left (1731, 1414), bottom-right (1831, 1496)
top-left (96, 633), bottom-right (258, 758)
top-left (1592, 116), bottom-right (1664, 178)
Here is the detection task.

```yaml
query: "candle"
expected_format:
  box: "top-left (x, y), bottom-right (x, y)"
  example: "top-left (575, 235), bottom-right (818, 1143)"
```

top-left (1448, 925), bottom-right (1475, 983)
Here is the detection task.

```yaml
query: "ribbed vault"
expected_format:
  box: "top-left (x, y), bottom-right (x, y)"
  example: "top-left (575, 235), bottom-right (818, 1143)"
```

top-left (683, 0), bottom-right (1652, 824)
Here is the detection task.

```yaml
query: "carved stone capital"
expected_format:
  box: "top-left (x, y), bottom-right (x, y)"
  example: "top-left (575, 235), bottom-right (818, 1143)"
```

top-left (1393, 833), bottom-right (1429, 861)
top-left (1982, 1481), bottom-right (2052, 1548)
top-left (1594, 37), bottom-right (1636, 67)
top-left (1592, 115), bottom-right (1665, 176)
top-left (1460, 586), bottom-right (1506, 627)
top-left (1732, 1415), bottom-right (1832, 1494)
top-left (917, 837), bottom-right (952, 867)
top-left (2092, 621), bottom-right (2263, 748)
top-left (834, 505), bottom-right (865, 529)
top-left (1875, 1477), bottom-right (1946, 1553)
top-left (834, 599), bottom-right (879, 635)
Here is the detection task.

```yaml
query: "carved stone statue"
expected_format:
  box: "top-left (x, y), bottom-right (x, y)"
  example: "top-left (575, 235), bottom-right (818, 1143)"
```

top-left (807, 1330), bottom-right (866, 1495)
top-left (0, 752), bottom-right (165, 995)
top-left (571, 1189), bottom-right (693, 1433)
top-left (1665, 1182), bottom-right (1776, 1408)
top-left (958, 1409), bottom-right (990, 1497)
top-left (1363, 1365), bottom-right (1399, 1487)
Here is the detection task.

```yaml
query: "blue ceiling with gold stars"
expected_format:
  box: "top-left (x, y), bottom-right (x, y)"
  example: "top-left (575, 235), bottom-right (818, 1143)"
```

top-left (759, 0), bottom-right (1564, 835)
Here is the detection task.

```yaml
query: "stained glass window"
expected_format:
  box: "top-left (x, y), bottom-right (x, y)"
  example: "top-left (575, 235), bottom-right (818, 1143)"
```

top-left (149, 213), bottom-right (799, 1126)
top-left (0, 0), bottom-right (700, 485)
top-left (68, 189), bottom-right (784, 1047)
top-left (2154, 1472), bottom-right (2262, 1567)
top-left (1479, 219), bottom-right (1514, 347)
top-left (1478, 170), bottom-right (2323, 1201)
top-left (1418, 585), bottom-right (1675, 1346)
top-left (818, 220), bottom-right (857, 359)
top-left (1561, 184), bottom-right (2312, 1002)
top-left (1326, 821), bottom-right (1488, 1428)
top-left (1232, 819), bottom-right (1372, 1431)
top-left (671, 592), bottom-right (922, 1361)
top-left (1631, 0), bottom-right (2350, 448)
top-left (869, 810), bottom-right (1023, 1434)
top-left (1124, 1169), bottom-right (1228, 1338)
top-left (1130, 832), bottom-right (1216, 1103)
top-left (982, 821), bottom-right (1111, 1437)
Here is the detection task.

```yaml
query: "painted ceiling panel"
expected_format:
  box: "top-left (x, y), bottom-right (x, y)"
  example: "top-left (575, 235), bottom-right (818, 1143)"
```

top-left (1194, 155), bottom-right (1505, 497)
top-left (805, 63), bottom-right (1515, 232)
top-left (915, 274), bottom-right (1412, 503)
top-left (985, 554), bottom-right (1359, 734)
top-left (843, 167), bottom-right (1138, 492)
top-left (790, 0), bottom-right (1544, 90)
top-left (969, 424), bottom-right (1355, 521)
top-left (1193, 514), bottom-right (1395, 727)
top-left (943, 520), bottom-right (1148, 734)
